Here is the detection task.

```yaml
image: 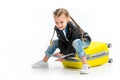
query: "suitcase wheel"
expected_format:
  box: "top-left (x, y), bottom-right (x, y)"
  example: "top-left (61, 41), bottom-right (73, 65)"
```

top-left (108, 58), bottom-right (113, 63)
top-left (107, 43), bottom-right (112, 48)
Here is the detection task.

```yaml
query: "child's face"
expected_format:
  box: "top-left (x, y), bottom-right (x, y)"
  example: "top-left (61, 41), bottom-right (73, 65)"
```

top-left (54, 14), bottom-right (69, 30)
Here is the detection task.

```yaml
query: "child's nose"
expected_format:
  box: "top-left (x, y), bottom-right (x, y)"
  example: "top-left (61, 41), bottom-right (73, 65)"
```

top-left (58, 23), bottom-right (62, 27)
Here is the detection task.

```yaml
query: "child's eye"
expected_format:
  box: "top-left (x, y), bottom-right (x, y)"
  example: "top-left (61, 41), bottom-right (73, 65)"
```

top-left (60, 21), bottom-right (64, 24)
top-left (55, 22), bottom-right (58, 24)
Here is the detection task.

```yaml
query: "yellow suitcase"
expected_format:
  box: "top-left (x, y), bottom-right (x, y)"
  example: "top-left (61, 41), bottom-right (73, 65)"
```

top-left (62, 42), bottom-right (112, 69)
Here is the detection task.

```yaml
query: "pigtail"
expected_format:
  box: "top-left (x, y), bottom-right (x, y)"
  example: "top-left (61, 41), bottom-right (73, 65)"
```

top-left (50, 30), bottom-right (55, 46)
top-left (70, 16), bottom-right (85, 42)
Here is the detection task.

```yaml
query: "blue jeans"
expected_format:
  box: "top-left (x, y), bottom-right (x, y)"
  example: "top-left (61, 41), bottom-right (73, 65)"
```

top-left (45, 39), bottom-right (90, 58)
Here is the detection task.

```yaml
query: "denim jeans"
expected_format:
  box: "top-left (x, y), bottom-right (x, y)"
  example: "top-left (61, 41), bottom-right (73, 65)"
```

top-left (45, 39), bottom-right (90, 58)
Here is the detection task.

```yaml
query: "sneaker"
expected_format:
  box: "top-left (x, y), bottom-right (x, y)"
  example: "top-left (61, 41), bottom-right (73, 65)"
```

top-left (32, 60), bottom-right (48, 68)
top-left (80, 64), bottom-right (90, 74)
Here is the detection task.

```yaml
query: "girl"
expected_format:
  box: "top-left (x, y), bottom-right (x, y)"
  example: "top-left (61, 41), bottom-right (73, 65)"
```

top-left (32, 8), bottom-right (92, 74)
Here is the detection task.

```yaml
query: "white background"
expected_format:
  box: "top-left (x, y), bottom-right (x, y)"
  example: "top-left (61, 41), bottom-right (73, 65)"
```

top-left (0, 0), bottom-right (120, 80)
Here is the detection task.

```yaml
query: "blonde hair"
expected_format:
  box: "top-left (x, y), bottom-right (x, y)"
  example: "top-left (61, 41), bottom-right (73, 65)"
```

top-left (53, 8), bottom-right (69, 17)
top-left (50, 8), bottom-right (84, 46)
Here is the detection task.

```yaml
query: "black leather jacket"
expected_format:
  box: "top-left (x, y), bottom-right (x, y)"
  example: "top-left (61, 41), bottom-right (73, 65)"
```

top-left (54, 21), bottom-right (91, 55)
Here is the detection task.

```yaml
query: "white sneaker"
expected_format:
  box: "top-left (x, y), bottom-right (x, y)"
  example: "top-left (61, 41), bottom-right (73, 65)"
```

top-left (32, 60), bottom-right (48, 68)
top-left (80, 64), bottom-right (90, 74)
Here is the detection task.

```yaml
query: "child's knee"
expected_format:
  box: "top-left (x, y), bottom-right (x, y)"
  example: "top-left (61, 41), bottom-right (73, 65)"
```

top-left (72, 39), bottom-right (82, 47)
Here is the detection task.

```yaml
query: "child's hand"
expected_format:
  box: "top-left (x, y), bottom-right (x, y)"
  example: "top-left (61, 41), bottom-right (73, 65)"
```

top-left (54, 52), bottom-right (63, 57)
top-left (55, 58), bottom-right (64, 62)
top-left (53, 52), bottom-right (64, 62)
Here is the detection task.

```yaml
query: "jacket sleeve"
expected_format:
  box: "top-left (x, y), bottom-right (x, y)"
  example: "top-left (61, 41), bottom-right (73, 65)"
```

top-left (83, 32), bottom-right (92, 42)
top-left (70, 27), bottom-right (82, 41)
top-left (71, 27), bottom-right (92, 42)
